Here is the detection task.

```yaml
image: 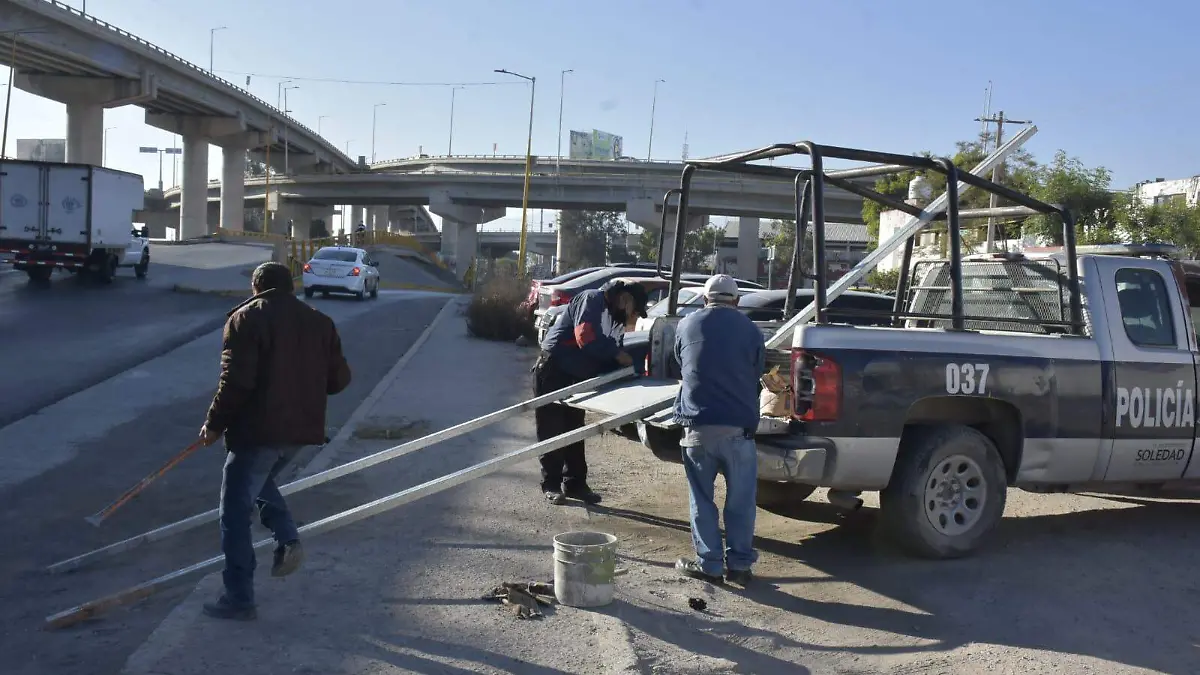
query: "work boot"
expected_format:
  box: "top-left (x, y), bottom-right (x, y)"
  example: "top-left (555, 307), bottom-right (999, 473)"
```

top-left (202, 596), bottom-right (257, 621)
top-left (675, 558), bottom-right (723, 584)
top-left (544, 490), bottom-right (567, 506)
top-left (271, 540), bottom-right (304, 578)
top-left (725, 568), bottom-right (753, 586)
top-left (563, 485), bottom-right (602, 505)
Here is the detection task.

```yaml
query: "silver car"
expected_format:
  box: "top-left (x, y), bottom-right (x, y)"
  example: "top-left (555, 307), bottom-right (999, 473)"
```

top-left (302, 246), bottom-right (381, 300)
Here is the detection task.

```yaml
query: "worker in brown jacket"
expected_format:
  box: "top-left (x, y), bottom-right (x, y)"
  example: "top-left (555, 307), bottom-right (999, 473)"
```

top-left (198, 262), bottom-right (352, 621)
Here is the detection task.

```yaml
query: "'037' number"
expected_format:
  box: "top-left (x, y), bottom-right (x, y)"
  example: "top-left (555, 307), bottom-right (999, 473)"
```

top-left (946, 363), bottom-right (990, 395)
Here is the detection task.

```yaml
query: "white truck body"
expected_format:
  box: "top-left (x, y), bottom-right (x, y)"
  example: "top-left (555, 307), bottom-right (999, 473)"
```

top-left (0, 160), bottom-right (147, 282)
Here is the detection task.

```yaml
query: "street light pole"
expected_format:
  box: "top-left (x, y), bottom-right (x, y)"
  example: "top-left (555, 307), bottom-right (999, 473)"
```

top-left (448, 86), bottom-right (463, 156)
top-left (371, 102), bottom-right (386, 163)
top-left (102, 126), bottom-right (115, 165)
top-left (208, 26), bottom-right (227, 73)
top-left (647, 78), bottom-right (664, 161)
top-left (495, 69), bottom-right (536, 273)
top-left (317, 115), bottom-right (329, 136)
top-left (556, 69), bottom-right (572, 174)
top-left (282, 84), bottom-right (298, 174)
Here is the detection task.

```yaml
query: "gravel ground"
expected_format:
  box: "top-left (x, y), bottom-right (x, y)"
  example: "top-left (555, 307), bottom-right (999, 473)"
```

top-left (122, 305), bottom-right (1196, 675)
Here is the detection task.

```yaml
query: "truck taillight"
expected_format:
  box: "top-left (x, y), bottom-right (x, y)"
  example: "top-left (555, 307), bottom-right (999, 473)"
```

top-left (550, 289), bottom-right (570, 307)
top-left (350, 266), bottom-right (361, 276)
top-left (791, 348), bottom-right (841, 422)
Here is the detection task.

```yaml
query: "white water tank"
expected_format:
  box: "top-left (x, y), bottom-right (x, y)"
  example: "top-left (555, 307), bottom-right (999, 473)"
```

top-left (908, 175), bottom-right (933, 205)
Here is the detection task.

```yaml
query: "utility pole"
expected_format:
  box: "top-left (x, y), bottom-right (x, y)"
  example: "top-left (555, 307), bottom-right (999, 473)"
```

top-left (973, 110), bottom-right (1030, 252)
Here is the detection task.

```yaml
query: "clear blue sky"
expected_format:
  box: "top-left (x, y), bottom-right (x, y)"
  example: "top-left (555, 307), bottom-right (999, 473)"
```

top-left (3, 0), bottom-right (1195, 230)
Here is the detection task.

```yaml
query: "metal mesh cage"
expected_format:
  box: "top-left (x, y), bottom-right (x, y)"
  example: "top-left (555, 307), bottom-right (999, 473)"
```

top-left (905, 259), bottom-right (1069, 333)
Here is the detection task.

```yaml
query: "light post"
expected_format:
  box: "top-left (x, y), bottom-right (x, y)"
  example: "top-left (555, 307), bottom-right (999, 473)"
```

top-left (447, 86), bottom-right (463, 156)
top-left (138, 146), bottom-right (181, 192)
top-left (1, 29), bottom-right (46, 159)
top-left (495, 68), bottom-right (536, 273)
top-left (102, 126), bottom-right (116, 165)
top-left (345, 139), bottom-right (353, 156)
top-left (556, 69), bottom-right (572, 174)
top-left (371, 102), bottom-right (386, 163)
top-left (282, 84), bottom-right (298, 174)
top-left (647, 78), bottom-right (664, 161)
top-left (317, 115), bottom-right (329, 136)
top-left (208, 26), bottom-right (227, 73)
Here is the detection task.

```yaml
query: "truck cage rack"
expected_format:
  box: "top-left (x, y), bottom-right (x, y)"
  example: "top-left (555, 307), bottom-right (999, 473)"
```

top-left (651, 129), bottom-right (1086, 339)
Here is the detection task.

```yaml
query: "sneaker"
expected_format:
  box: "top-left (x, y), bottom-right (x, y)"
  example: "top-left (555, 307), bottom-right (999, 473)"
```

top-left (271, 540), bottom-right (304, 578)
top-left (725, 568), bottom-right (753, 586)
top-left (563, 485), bottom-right (602, 505)
top-left (202, 596), bottom-right (257, 621)
top-left (544, 490), bottom-right (567, 506)
top-left (675, 558), bottom-right (723, 584)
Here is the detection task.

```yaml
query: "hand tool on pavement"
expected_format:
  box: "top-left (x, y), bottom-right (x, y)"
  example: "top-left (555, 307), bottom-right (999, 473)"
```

top-left (84, 440), bottom-right (204, 527)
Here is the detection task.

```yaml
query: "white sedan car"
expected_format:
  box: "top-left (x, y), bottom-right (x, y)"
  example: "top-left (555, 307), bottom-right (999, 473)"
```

top-left (302, 246), bottom-right (381, 300)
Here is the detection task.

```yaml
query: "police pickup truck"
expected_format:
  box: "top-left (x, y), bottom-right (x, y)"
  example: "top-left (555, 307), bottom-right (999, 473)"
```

top-left (620, 243), bottom-right (1200, 559)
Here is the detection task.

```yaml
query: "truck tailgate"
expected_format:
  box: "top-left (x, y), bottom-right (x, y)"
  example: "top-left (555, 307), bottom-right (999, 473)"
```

top-left (0, 161), bottom-right (43, 244)
top-left (46, 165), bottom-right (90, 247)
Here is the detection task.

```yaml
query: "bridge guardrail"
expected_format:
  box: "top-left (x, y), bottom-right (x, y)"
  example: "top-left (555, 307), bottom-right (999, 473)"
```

top-left (38, 0), bottom-right (352, 166)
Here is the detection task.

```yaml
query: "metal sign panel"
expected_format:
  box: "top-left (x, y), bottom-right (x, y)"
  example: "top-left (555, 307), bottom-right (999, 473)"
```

top-left (16, 138), bottom-right (65, 162)
top-left (568, 129), bottom-right (624, 160)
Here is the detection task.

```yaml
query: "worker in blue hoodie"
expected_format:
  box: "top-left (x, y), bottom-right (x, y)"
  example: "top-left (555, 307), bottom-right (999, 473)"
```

top-left (534, 279), bottom-right (649, 505)
top-left (672, 274), bottom-right (765, 586)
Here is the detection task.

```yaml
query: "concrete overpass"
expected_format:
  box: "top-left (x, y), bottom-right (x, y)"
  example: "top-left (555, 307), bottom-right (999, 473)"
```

top-left (0, 0), bottom-right (357, 239)
top-left (162, 153), bottom-right (868, 278)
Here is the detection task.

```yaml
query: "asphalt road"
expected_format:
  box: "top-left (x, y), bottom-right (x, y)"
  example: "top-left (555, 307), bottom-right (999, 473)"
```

top-left (0, 290), bottom-right (451, 675)
top-left (0, 266), bottom-right (236, 428)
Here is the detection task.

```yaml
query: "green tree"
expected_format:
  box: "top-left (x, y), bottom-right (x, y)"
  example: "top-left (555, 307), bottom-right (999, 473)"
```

top-left (680, 223), bottom-right (725, 272)
top-left (559, 210), bottom-right (628, 269)
top-left (1025, 150), bottom-right (1117, 245)
top-left (762, 219), bottom-right (814, 287)
top-left (1114, 195), bottom-right (1200, 258)
top-left (865, 268), bottom-right (900, 294)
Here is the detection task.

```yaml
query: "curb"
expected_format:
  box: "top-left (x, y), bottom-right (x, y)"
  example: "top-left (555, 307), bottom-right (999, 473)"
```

top-left (294, 296), bottom-right (465, 479)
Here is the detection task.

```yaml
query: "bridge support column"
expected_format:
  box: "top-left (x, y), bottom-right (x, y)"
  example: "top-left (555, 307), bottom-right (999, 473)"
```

top-left (369, 206), bottom-right (389, 232)
top-left (737, 217), bottom-right (760, 281)
top-left (351, 205), bottom-right (365, 231)
top-left (65, 104), bottom-right (103, 165)
top-left (219, 145), bottom-right (246, 233)
top-left (312, 206), bottom-right (334, 238)
top-left (179, 135), bottom-right (210, 240)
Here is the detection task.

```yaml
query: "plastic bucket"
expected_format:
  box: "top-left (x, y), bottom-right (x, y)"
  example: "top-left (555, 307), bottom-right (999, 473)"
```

top-left (552, 531), bottom-right (618, 608)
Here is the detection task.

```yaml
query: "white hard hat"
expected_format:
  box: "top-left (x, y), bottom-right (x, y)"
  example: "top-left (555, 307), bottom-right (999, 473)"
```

top-left (703, 274), bottom-right (739, 300)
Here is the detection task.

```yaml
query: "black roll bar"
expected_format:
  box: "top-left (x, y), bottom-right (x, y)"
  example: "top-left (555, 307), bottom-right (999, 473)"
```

top-left (782, 171), bottom-right (812, 319)
top-left (655, 188), bottom-right (682, 279)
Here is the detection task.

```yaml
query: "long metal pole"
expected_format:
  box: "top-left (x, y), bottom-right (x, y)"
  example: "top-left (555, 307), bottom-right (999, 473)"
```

top-left (284, 87), bottom-right (291, 175)
top-left (43, 393), bottom-right (675, 630)
top-left (2, 38), bottom-right (17, 160)
top-left (46, 367), bottom-right (638, 573)
top-left (517, 77), bottom-right (535, 272)
top-left (556, 69), bottom-right (571, 174)
top-left (157, 150), bottom-right (163, 192)
top-left (447, 87), bottom-right (457, 155)
top-left (647, 79), bottom-right (663, 161)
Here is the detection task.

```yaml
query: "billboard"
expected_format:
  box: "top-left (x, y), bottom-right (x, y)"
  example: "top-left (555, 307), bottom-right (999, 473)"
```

top-left (568, 129), bottom-right (624, 160)
top-left (16, 138), bottom-right (66, 163)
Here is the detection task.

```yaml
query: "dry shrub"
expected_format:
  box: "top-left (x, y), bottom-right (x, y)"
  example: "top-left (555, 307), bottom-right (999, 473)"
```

top-left (465, 274), bottom-right (534, 342)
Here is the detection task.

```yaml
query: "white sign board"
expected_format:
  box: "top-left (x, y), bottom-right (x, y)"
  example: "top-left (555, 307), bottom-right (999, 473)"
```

top-left (16, 138), bottom-right (66, 163)
top-left (266, 190), bottom-right (280, 212)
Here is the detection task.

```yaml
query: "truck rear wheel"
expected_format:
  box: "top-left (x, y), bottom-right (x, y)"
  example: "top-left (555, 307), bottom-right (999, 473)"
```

top-left (880, 425), bottom-right (1007, 559)
top-left (97, 254), bottom-right (117, 284)
top-left (756, 481), bottom-right (816, 509)
top-left (26, 267), bottom-right (51, 283)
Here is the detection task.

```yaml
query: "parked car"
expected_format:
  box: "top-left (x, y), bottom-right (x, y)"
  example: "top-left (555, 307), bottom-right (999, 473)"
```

top-left (535, 276), bottom-right (706, 343)
top-left (520, 266), bottom-right (607, 323)
top-left (302, 246), bottom-right (381, 300)
top-left (535, 267), bottom-right (761, 320)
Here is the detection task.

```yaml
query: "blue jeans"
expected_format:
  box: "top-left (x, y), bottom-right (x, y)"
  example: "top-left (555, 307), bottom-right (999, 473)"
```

top-left (219, 445), bottom-right (301, 607)
top-left (682, 435), bottom-right (758, 576)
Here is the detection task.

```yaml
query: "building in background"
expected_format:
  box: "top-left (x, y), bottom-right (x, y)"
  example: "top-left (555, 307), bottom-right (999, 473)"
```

top-left (1132, 176), bottom-right (1200, 207)
top-left (16, 138), bottom-right (66, 163)
top-left (569, 129), bottom-right (624, 160)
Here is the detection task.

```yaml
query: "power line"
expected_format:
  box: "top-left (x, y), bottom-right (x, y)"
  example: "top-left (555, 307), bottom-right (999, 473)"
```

top-left (212, 69), bottom-right (524, 87)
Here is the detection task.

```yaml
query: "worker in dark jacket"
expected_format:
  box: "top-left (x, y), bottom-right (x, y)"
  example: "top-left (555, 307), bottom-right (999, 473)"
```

top-left (534, 279), bottom-right (649, 505)
top-left (198, 262), bottom-right (352, 620)
top-left (672, 274), bottom-right (765, 586)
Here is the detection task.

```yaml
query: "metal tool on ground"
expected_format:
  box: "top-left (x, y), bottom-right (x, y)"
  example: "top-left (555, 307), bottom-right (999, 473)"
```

top-left (44, 391), bottom-right (675, 629)
top-left (84, 440), bottom-right (204, 527)
top-left (48, 366), bottom-right (639, 574)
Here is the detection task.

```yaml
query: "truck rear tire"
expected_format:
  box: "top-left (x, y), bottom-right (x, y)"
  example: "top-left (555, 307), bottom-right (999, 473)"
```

top-left (756, 481), bottom-right (817, 509)
top-left (26, 267), bottom-right (52, 283)
top-left (880, 424), bottom-right (1007, 559)
top-left (94, 254), bottom-right (116, 284)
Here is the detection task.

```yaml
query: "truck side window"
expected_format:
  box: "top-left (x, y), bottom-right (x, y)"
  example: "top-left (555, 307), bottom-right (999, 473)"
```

top-left (1115, 268), bottom-right (1176, 348)
top-left (1185, 279), bottom-right (1200, 342)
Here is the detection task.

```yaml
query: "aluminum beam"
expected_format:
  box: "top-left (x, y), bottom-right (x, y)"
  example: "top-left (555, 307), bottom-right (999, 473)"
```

top-left (44, 393), bottom-right (675, 630)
